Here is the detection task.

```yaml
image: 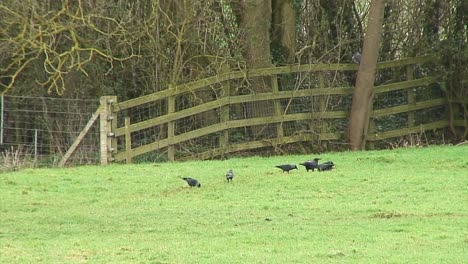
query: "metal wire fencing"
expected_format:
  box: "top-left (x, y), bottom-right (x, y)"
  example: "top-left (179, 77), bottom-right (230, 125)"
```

top-left (0, 95), bottom-right (100, 170)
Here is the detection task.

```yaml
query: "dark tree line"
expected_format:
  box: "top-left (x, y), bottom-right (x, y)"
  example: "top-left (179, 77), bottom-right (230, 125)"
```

top-left (1, 0), bottom-right (466, 146)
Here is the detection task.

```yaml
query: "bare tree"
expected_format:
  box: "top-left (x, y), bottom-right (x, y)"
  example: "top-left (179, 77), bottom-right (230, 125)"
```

top-left (0, 0), bottom-right (138, 96)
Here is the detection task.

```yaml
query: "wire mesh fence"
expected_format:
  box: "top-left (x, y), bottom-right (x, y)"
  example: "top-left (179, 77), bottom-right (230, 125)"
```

top-left (0, 96), bottom-right (100, 170)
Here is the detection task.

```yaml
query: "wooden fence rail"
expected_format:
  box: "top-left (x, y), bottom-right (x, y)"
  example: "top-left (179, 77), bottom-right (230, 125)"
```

top-left (89, 54), bottom-right (466, 164)
top-left (114, 55), bottom-right (437, 111)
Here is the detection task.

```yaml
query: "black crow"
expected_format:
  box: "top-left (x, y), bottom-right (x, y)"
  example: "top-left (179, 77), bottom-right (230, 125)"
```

top-left (182, 177), bottom-right (201, 187)
top-left (300, 158), bottom-right (321, 172)
top-left (275, 164), bottom-right (298, 173)
top-left (352, 52), bottom-right (361, 64)
top-left (226, 169), bottom-right (234, 183)
top-left (317, 161), bottom-right (335, 172)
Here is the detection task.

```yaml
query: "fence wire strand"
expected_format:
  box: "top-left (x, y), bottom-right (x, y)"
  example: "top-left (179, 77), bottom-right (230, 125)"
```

top-left (0, 96), bottom-right (100, 168)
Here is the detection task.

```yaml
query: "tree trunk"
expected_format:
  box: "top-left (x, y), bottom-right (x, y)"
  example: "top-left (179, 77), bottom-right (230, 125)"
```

top-left (238, 0), bottom-right (274, 139)
top-left (348, 0), bottom-right (386, 151)
top-left (241, 0), bottom-right (273, 70)
top-left (272, 0), bottom-right (297, 64)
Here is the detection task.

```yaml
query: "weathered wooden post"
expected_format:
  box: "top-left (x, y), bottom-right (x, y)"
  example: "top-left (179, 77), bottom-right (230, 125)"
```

top-left (406, 64), bottom-right (415, 127)
top-left (111, 98), bottom-right (118, 158)
top-left (99, 96), bottom-right (117, 165)
top-left (0, 95), bottom-right (3, 145)
top-left (272, 75), bottom-right (284, 139)
top-left (367, 105), bottom-right (376, 150)
top-left (366, 70), bottom-right (376, 150)
top-left (318, 72), bottom-right (328, 148)
top-left (219, 67), bottom-right (231, 156)
top-left (167, 85), bottom-right (176, 161)
top-left (125, 117), bottom-right (132, 164)
top-left (406, 64), bottom-right (417, 145)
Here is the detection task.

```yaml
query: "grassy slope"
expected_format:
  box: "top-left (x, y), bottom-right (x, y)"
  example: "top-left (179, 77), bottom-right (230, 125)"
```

top-left (1, 145), bottom-right (467, 263)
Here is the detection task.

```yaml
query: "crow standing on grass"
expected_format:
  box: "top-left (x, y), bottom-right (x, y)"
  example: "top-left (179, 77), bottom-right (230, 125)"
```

top-left (300, 158), bottom-right (321, 172)
top-left (182, 177), bottom-right (201, 187)
top-left (317, 161), bottom-right (335, 172)
top-left (275, 164), bottom-right (298, 173)
top-left (226, 169), bottom-right (234, 183)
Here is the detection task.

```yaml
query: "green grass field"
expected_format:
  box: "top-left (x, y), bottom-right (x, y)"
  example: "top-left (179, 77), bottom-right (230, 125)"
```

top-left (1, 145), bottom-right (467, 263)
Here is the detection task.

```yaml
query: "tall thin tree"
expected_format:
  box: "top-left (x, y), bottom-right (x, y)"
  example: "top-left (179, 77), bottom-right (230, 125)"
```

top-left (348, 0), bottom-right (386, 150)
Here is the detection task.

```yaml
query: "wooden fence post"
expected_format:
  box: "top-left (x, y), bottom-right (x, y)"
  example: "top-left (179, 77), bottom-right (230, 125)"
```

top-left (318, 72), bottom-right (328, 147)
top-left (167, 85), bottom-right (175, 161)
top-left (99, 96), bottom-right (116, 165)
top-left (366, 94), bottom-right (376, 150)
top-left (111, 98), bottom-right (118, 157)
top-left (125, 117), bottom-right (132, 164)
top-left (367, 107), bottom-right (376, 150)
top-left (407, 65), bottom-right (415, 127)
top-left (219, 67), bottom-right (231, 155)
top-left (272, 75), bottom-right (284, 138)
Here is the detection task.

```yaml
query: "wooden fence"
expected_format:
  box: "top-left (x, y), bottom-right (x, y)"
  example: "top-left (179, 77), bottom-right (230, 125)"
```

top-left (60, 54), bottom-right (468, 166)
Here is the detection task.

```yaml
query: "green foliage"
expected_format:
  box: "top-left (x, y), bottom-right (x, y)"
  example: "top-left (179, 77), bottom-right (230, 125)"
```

top-left (270, 41), bottom-right (287, 65)
top-left (438, 38), bottom-right (467, 94)
top-left (1, 145), bottom-right (467, 263)
top-left (292, 0), bottom-right (302, 10)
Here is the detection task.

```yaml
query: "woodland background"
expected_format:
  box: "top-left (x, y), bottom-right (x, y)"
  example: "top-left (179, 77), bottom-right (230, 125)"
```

top-left (1, 0), bottom-right (465, 100)
top-left (0, 0), bottom-right (466, 165)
